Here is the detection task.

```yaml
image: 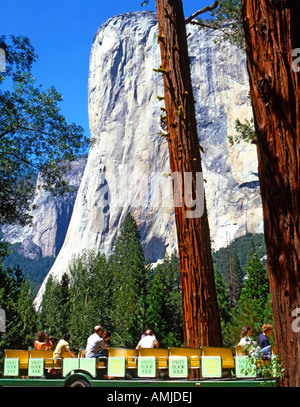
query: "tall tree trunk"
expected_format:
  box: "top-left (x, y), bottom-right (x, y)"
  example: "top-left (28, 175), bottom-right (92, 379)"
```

top-left (155, 0), bottom-right (222, 347)
top-left (242, 0), bottom-right (300, 386)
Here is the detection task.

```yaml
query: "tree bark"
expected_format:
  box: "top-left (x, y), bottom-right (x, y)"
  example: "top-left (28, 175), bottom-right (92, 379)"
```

top-left (242, 0), bottom-right (300, 386)
top-left (155, 0), bottom-right (222, 347)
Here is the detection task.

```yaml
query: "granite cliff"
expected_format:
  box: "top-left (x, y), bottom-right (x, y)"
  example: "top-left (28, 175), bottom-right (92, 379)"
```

top-left (1, 157), bottom-right (87, 260)
top-left (18, 12), bottom-right (262, 305)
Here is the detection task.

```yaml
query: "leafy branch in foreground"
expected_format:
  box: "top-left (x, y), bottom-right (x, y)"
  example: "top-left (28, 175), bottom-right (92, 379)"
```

top-left (141, 1), bottom-right (243, 48)
top-left (191, 0), bottom-right (244, 48)
top-left (228, 117), bottom-right (256, 146)
top-left (239, 352), bottom-right (284, 386)
top-left (0, 35), bottom-right (89, 226)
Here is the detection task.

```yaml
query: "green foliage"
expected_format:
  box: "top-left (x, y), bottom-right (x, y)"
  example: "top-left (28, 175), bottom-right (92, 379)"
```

top-left (39, 273), bottom-right (70, 341)
top-left (213, 233), bottom-right (266, 277)
top-left (223, 297), bottom-right (261, 346)
top-left (1, 224), bottom-right (273, 357)
top-left (34, 214), bottom-right (184, 351)
top-left (240, 353), bottom-right (284, 384)
top-left (145, 251), bottom-right (183, 347)
top-left (143, 0), bottom-right (243, 48)
top-left (221, 240), bottom-right (271, 347)
top-left (108, 213), bottom-right (148, 348)
top-left (3, 242), bottom-right (55, 295)
top-left (226, 250), bottom-right (244, 307)
top-left (214, 267), bottom-right (231, 325)
top-left (0, 35), bottom-right (89, 226)
top-left (39, 250), bottom-right (112, 351)
top-left (68, 250), bottom-right (111, 350)
top-left (196, 0), bottom-right (244, 48)
top-left (239, 241), bottom-right (269, 316)
top-left (228, 118), bottom-right (256, 146)
top-left (0, 259), bottom-right (38, 357)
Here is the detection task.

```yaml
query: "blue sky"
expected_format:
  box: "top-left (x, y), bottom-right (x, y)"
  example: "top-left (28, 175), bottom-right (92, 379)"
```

top-left (1, 0), bottom-right (210, 138)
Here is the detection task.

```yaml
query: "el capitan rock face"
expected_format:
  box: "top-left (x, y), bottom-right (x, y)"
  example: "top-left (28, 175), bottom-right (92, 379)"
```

top-left (29, 11), bottom-right (262, 305)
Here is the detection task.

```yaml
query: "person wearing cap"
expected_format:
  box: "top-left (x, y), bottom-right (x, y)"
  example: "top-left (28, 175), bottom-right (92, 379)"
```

top-left (135, 329), bottom-right (159, 349)
top-left (85, 325), bottom-right (109, 358)
top-left (256, 323), bottom-right (273, 359)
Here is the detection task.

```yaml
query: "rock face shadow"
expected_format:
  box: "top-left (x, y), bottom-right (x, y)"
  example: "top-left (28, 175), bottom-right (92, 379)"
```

top-left (144, 237), bottom-right (166, 263)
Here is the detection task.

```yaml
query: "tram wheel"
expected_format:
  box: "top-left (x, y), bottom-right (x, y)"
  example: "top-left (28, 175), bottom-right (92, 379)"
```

top-left (68, 379), bottom-right (90, 387)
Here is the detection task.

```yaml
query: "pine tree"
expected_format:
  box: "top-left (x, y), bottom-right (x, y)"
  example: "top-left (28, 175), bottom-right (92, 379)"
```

top-left (16, 280), bottom-right (38, 347)
top-left (229, 251), bottom-right (244, 308)
top-left (39, 250), bottom-right (110, 351)
top-left (39, 274), bottom-right (69, 340)
top-left (222, 240), bottom-right (271, 346)
top-left (214, 268), bottom-right (231, 325)
top-left (239, 241), bottom-right (269, 317)
top-left (68, 250), bottom-right (110, 350)
top-left (108, 213), bottom-right (148, 348)
top-left (88, 252), bottom-right (112, 329)
top-left (0, 264), bottom-right (37, 350)
top-left (146, 251), bottom-right (183, 347)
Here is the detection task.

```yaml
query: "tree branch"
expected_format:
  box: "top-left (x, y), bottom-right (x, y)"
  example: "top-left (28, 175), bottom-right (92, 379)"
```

top-left (185, 1), bottom-right (219, 25)
top-left (0, 124), bottom-right (52, 140)
top-left (189, 20), bottom-right (221, 31)
top-left (18, 125), bottom-right (53, 138)
top-left (189, 20), bottom-right (244, 39)
top-left (0, 150), bottom-right (38, 169)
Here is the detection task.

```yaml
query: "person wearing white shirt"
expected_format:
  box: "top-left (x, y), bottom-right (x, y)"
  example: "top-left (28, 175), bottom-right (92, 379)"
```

top-left (238, 326), bottom-right (259, 356)
top-left (135, 329), bottom-right (159, 349)
top-left (85, 325), bottom-right (108, 358)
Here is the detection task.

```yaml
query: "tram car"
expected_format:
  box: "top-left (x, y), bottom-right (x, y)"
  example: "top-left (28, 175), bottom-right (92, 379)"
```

top-left (0, 345), bottom-right (277, 387)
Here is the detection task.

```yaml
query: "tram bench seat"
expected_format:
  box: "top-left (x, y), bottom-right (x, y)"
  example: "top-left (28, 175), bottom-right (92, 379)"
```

top-left (138, 348), bottom-right (168, 369)
top-left (29, 349), bottom-right (55, 369)
top-left (168, 347), bottom-right (201, 369)
top-left (29, 349), bottom-right (72, 369)
top-left (256, 345), bottom-right (278, 368)
top-left (4, 350), bottom-right (29, 370)
top-left (234, 345), bottom-right (247, 357)
top-left (76, 348), bottom-right (106, 368)
top-left (235, 345), bottom-right (263, 370)
top-left (108, 348), bottom-right (137, 369)
top-left (235, 344), bottom-right (277, 358)
top-left (201, 346), bottom-right (235, 370)
top-left (78, 349), bottom-right (86, 358)
top-left (56, 352), bottom-right (72, 365)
